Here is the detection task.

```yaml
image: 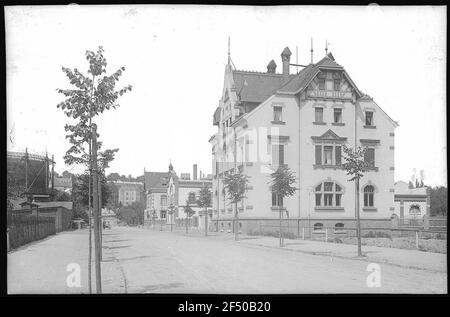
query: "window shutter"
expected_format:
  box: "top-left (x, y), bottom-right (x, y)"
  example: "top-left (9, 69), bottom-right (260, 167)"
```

top-left (315, 145), bottom-right (322, 165)
top-left (335, 146), bottom-right (342, 165)
top-left (272, 145), bottom-right (278, 165)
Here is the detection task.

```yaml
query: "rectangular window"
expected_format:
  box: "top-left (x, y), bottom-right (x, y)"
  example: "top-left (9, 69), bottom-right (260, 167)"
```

top-left (272, 193), bottom-right (283, 207)
top-left (364, 148), bottom-right (375, 167)
top-left (335, 146), bottom-right (342, 165)
top-left (315, 194), bottom-right (321, 206)
top-left (333, 79), bottom-right (340, 91)
top-left (272, 144), bottom-right (284, 166)
top-left (315, 145), bottom-right (322, 165)
top-left (318, 78), bottom-right (325, 90)
top-left (335, 194), bottom-right (342, 207)
top-left (324, 146), bottom-right (333, 165)
top-left (365, 111), bottom-right (374, 126)
top-left (273, 106), bottom-right (283, 122)
top-left (333, 108), bottom-right (342, 123)
top-left (324, 194), bottom-right (333, 206)
top-left (315, 108), bottom-right (323, 123)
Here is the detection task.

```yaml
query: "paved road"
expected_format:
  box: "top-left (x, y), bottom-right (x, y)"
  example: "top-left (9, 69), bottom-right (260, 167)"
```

top-left (8, 226), bottom-right (447, 294)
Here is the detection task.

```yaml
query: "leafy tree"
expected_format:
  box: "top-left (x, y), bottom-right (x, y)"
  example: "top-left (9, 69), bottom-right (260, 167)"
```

top-left (184, 200), bottom-right (195, 234)
top-left (56, 46), bottom-right (131, 293)
top-left (48, 188), bottom-right (72, 202)
top-left (269, 165), bottom-right (298, 247)
top-left (342, 145), bottom-right (371, 257)
top-left (197, 186), bottom-right (212, 236)
top-left (223, 170), bottom-right (249, 241)
top-left (408, 181), bottom-right (414, 189)
top-left (116, 200), bottom-right (145, 226)
top-left (430, 186), bottom-right (447, 216)
top-left (7, 173), bottom-right (25, 212)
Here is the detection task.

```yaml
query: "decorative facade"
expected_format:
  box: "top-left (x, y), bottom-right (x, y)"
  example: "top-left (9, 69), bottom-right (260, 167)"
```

top-left (209, 46), bottom-right (399, 232)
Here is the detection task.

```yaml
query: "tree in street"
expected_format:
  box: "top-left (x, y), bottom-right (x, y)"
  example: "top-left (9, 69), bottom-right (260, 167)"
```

top-left (56, 46), bottom-right (132, 294)
top-left (197, 186), bottom-right (212, 236)
top-left (269, 165), bottom-right (298, 247)
top-left (342, 145), bottom-right (371, 257)
top-left (184, 200), bottom-right (195, 234)
top-left (222, 170), bottom-right (249, 241)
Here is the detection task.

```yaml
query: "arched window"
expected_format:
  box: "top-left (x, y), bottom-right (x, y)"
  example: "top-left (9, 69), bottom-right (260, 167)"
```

top-left (314, 223), bottom-right (324, 231)
top-left (335, 223), bottom-right (345, 231)
top-left (315, 181), bottom-right (343, 207)
top-left (409, 204), bottom-right (421, 215)
top-left (364, 185), bottom-right (375, 207)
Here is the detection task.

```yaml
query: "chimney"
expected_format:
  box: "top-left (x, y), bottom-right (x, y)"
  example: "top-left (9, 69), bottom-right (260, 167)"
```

top-left (193, 164), bottom-right (198, 180)
top-left (267, 60), bottom-right (277, 73)
top-left (281, 47), bottom-right (292, 78)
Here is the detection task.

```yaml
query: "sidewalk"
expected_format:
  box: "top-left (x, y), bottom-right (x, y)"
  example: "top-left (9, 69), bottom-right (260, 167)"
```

top-left (168, 228), bottom-right (447, 273)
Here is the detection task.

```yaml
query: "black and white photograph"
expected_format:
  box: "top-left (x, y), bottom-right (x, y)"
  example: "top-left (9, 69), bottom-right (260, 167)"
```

top-left (5, 4), bottom-right (447, 297)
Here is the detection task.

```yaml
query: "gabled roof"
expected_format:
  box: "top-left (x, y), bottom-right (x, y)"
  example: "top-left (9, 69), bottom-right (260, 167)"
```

top-left (315, 54), bottom-right (343, 69)
top-left (232, 70), bottom-right (295, 103)
top-left (144, 171), bottom-right (173, 190)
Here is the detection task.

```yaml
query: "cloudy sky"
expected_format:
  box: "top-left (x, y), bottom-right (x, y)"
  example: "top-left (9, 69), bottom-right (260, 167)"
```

top-left (5, 5), bottom-right (446, 186)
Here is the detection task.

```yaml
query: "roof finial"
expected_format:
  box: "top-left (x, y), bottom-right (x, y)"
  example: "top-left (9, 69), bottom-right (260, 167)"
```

top-left (310, 38), bottom-right (314, 64)
top-left (325, 40), bottom-right (328, 55)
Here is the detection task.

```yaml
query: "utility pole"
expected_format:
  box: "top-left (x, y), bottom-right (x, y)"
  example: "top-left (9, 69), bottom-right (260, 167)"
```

top-left (92, 124), bottom-right (102, 294)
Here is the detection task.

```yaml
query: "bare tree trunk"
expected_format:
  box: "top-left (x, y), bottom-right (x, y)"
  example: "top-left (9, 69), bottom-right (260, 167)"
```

top-left (234, 202), bottom-right (239, 241)
top-left (98, 175), bottom-right (102, 262)
top-left (204, 208), bottom-right (208, 236)
top-left (279, 209), bottom-right (283, 247)
top-left (356, 177), bottom-right (362, 257)
top-left (92, 125), bottom-right (102, 293)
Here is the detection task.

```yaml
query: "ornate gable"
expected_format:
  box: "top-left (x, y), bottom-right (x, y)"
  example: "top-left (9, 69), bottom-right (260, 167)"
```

top-left (311, 129), bottom-right (347, 143)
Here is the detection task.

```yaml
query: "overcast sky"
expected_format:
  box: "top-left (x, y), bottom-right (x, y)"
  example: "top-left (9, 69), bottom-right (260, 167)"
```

top-left (5, 5), bottom-right (447, 186)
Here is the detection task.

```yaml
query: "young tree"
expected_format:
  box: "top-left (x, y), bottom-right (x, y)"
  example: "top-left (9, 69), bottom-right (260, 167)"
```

top-left (342, 145), bottom-right (371, 257)
top-left (222, 170), bottom-right (249, 241)
top-left (56, 46), bottom-right (132, 294)
top-left (184, 200), bottom-right (195, 234)
top-left (269, 165), bottom-right (298, 247)
top-left (197, 186), bottom-right (212, 236)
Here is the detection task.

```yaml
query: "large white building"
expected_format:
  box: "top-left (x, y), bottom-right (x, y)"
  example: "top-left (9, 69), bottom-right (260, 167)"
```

top-left (209, 46), bottom-right (399, 233)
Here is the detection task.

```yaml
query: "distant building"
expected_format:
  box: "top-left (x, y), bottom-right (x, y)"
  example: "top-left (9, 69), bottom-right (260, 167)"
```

top-left (102, 208), bottom-right (119, 227)
top-left (144, 163), bottom-right (212, 229)
top-left (112, 181), bottom-right (144, 206)
top-left (53, 177), bottom-right (72, 193)
top-left (394, 181), bottom-right (430, 220)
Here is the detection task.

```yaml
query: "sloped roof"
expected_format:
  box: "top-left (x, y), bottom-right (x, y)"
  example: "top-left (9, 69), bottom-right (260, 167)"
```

top-left (232, 71), bottom-right (295, 103)
top-left (144, 171), bottom-right (178, 190)
top-left (144, 172), bottom-right (168, 189)
top-left (277, 63), bottom-right (319, 94)
top-left (32, 201), bottom-right (73, 210)
top-left (315, 54), bottom-right (344, 69)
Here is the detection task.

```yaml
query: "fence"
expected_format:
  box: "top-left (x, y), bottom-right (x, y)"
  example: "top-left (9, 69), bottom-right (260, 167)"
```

top-left (7, 213), bottom-right (56, 250)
